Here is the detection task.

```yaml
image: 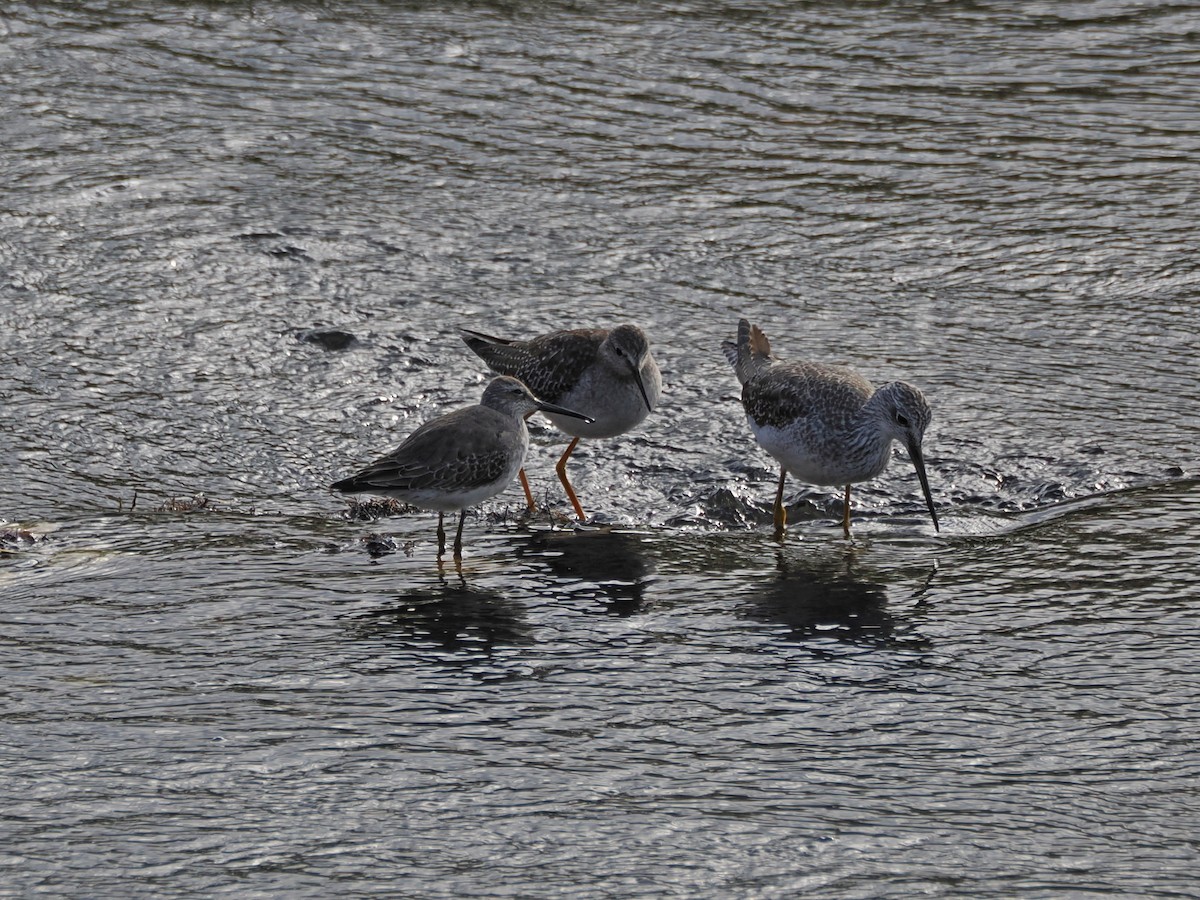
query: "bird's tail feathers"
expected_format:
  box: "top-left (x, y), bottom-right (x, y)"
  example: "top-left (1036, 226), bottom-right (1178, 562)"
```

top-left (460, 327), bottom-right (526, 374)
top-left (722, 318), bottom-right (773, 384)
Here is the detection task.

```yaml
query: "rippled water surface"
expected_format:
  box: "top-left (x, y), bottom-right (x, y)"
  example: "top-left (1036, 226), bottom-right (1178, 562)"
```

top-left (3, 1), bottom-right (1199, 896)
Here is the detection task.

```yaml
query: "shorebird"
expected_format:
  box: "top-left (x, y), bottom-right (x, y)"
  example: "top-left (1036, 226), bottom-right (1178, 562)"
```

top-left (460, 324), bottom-right (662, 521)
top-left (722, 318), bottom-right (939, 538)
top-left (331, 376), bottom-right (593, 558)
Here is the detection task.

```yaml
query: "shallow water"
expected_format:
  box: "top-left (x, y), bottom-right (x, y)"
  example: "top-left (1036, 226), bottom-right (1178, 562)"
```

top-left (3, 1), bottom-right (1199, 897)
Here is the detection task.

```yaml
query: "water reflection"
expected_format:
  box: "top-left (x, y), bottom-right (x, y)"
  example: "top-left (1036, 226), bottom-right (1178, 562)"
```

top-left (740, 549), bottom-right (931, 654)
top-left (515, 528), bottom-right (655, 615)
top-left (347, 580), bottom-right (533, 661)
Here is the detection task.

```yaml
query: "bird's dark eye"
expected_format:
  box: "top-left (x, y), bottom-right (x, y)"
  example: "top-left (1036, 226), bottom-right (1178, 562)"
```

top-left (896, 413), bottom-right (910, 428)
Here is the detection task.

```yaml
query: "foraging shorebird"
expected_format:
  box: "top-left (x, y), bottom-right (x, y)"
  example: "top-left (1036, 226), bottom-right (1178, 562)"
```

top-left (460, 324), bottom-right (662, 521)
top-left (332, 376), bottom-right (593, 558)
top-left (722, 318), bottom-right (938, 538)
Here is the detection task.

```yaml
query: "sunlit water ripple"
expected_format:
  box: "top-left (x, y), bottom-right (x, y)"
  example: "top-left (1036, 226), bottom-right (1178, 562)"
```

top-left (3, 1), bottom-right (1199, 897)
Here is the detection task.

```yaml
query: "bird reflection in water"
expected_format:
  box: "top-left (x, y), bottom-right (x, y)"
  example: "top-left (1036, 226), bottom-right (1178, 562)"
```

top-left (515, 528), bottom-right (656, 616)
top-left (348, 574), bottom-right (533, 666)
top-left (743, 549), bottom-right (932, 654)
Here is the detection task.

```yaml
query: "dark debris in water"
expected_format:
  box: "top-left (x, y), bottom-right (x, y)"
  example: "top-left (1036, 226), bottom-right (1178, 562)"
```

top-left (340, 497), bottom-right (419, 521)
top-left (1, 527), bottom-right (41, 558)
top-left (115, 492), bottom-right (215, 514)
top-left (297, 328), bottom-right (358, 351)
top-left (157, 494), bottom-right (213, 513)
top-left (266, 245), bottom-right (312, 261)
top-left (361, 533), bottom-right (415, 558)
top-left (484, 500), bottom-right (577, 528)
top-left (236, 230), bottom-right (313, 261)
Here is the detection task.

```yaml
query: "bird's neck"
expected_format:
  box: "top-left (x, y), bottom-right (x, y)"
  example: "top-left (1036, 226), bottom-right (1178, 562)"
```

top-left (846, 396), bottom-right (896, 477)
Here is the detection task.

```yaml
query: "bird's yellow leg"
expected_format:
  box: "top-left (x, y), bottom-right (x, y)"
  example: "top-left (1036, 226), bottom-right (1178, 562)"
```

top-left (556, 437), bottom-right (586, 522)
top-left (773, 466), bottom-right (787, 540)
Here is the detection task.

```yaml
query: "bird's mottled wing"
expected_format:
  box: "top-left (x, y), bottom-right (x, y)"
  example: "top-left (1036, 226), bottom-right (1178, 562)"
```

top-left (335, 407), bottom-right (514, 494)
top-left (743, 362), bottom-right (873, 431)
top-left (461, 330), bottom-right (530, 378)
top-left (516, 329), bottom-right (607, 402)
top-left (464, 328), bottom-right (607, 404)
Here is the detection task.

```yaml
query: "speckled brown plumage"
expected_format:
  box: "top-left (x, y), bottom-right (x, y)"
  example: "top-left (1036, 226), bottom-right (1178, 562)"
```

top-left (742, 362), bottom-right (874, 434)
top-left (722, 317), bottom-right (939, 535)
top-left (461, 328), bottom-right (610, 406)
top-left (459, 324), bottom-right (662, 521)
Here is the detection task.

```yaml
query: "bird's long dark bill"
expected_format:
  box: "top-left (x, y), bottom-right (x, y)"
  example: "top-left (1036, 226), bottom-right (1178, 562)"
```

top-left (631, 367), bottom-right (653, 412)
top-left (906, 438), bottom-right (940, 532)
top-left (537, 400), bottom-right (595, 423)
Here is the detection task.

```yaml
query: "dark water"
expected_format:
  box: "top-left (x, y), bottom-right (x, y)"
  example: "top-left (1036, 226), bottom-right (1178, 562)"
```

top-left (3, 1), bottom-right (1199, 896)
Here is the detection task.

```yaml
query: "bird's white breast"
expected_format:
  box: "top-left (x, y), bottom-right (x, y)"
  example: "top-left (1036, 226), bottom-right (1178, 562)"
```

top-left (750, 418), bottom-right (889, 486)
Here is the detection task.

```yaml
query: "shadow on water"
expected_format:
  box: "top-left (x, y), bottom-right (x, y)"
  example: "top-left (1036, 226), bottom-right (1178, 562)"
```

top-left (736, 546), bottom-right (933, 656)
top-left (513, 527), bottom-right (656, 616)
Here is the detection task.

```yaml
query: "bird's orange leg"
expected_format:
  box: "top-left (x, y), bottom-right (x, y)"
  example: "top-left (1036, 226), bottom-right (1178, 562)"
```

top-left (773, 466), bottom-right (787, 540)
top-left (518, 469), bottom-right (537, 513)
top-left (556, 437), bottom-right (586, 522)
top-left (518, 410), bottom-right (537, 513)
